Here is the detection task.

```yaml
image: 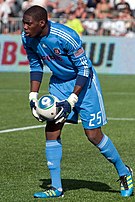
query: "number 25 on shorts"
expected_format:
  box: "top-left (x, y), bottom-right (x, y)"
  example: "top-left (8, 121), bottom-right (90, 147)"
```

top-left (89, 111), bottom-right (102, 127)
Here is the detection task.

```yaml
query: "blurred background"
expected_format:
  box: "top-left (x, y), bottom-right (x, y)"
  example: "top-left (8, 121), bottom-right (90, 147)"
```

top-left (0, 0), bottom-right (135, 37)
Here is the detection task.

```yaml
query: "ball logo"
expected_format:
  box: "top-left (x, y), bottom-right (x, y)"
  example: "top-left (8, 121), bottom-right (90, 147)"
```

top-left (37, 94), bottom-right (58, 120)
top-left (39, 96), bottom-right (54, 109)
top-left (41, 97), bottom-right (50, 106)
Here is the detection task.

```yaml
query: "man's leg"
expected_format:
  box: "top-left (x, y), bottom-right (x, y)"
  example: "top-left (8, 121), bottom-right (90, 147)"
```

top-left (46, 139), bottom-right (62, 190)
top-left (34, 121), bottom-right (64, 198)
top-left (85, 128), bottom-right (134, 197)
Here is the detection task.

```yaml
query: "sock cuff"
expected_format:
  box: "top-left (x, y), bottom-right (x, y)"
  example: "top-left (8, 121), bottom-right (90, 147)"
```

top-left (97, 134), bottom-right (108, 149)
top-left (46, 139), bottom-right (62, 147)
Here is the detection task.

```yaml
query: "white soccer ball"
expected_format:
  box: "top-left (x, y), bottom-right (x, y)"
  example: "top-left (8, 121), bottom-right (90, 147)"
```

top-left (36, 94), bottom-right (59, 121)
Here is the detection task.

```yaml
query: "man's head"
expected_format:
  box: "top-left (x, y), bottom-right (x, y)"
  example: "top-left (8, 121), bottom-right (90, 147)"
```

top-left (22, 5), bottom-right (48, 37)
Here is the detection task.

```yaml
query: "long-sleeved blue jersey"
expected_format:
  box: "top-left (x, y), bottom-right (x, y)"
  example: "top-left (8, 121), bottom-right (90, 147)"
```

top-left (22, 21), bottom-right (92, 81)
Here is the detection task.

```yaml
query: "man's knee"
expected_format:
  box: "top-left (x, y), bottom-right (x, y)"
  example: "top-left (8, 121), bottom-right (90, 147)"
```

top-left (84, 127), bottom-right (103, 145)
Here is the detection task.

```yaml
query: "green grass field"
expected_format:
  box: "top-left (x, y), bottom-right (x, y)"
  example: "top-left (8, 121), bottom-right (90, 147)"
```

top-left (0, 72), bottom-right (135, 202)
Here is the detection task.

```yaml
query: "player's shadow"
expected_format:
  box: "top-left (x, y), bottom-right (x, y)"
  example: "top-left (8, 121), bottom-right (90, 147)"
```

top-left (39, 178), bottom-right (119, 193)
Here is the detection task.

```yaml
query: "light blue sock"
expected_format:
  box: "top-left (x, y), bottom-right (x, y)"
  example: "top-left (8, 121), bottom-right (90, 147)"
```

top-left (46, 139), bottom-right (62, 190)
top-left (97, 134), bottom-right (129, 177)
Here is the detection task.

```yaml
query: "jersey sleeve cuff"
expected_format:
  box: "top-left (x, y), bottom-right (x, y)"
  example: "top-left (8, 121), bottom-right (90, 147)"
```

top-left (75, 75), bottom-right (88, 87)
top-left (30, 71), bottom-right (43, 82)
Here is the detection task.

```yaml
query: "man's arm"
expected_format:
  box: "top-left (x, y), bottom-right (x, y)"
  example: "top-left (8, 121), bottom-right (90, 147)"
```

top-left (29, 75), bottom-right (44, 122)
top-left (73, 74), bottom-right (89, 95)
top-left (30, 80), bottom-right (41, 92)
top-left (73, 85), bottom-right (82, 96)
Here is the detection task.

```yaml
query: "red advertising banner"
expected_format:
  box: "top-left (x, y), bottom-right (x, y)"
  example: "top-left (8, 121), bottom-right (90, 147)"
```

top-left (0, 35), bottom-right (135, 74)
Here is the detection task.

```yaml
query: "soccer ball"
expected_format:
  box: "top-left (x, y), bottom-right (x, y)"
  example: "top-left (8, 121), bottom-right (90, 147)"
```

top-left (36, 94), bottom-right (59, 121)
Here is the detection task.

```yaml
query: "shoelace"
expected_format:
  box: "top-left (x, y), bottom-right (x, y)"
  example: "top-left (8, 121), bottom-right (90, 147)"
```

top-left (117, 176), bottom-right (128, 190)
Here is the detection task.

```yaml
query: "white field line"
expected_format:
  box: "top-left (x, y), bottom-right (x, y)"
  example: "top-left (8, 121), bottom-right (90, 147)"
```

top-left (0, 117), bottom-right (135, 134)
top-left (0, 125), bottom-right (45, 134)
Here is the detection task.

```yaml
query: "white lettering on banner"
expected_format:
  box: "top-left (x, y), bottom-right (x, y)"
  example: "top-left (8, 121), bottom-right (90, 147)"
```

top-left (0, 35), bottom-right (135, 74)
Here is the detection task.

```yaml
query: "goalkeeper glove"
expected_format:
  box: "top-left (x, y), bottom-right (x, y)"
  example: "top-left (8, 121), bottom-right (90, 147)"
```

top-left (54, 93), bottom-right (78, 124)
top-left (29, 92), bottom-right (45, 122)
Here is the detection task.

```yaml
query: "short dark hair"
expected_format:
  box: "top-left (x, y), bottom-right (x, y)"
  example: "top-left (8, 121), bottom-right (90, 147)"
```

top-left (24, 5), bottom-right (48, 23)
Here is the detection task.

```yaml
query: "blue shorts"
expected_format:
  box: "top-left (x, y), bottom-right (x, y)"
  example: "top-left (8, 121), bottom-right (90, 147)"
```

top-left (49, 68), bottom-right (107, 129)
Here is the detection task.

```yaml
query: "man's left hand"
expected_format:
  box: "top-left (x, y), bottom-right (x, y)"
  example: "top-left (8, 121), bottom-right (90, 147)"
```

top-left (54, 93), bottom-right (78, 124)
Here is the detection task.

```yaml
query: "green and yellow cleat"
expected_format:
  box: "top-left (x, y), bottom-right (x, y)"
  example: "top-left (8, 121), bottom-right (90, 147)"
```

top-left (119, 165), bottom-right (134, 197)
top-left (33, 186), bottom-right (64, 198)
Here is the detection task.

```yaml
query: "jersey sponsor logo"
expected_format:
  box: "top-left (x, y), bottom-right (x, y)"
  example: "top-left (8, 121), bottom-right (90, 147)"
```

top-left (53, 48), bottom-right (60, 54)
top-left (41, 55), bottom-right (63, 61)
top-left (74, 48), bottom-right (84, 57)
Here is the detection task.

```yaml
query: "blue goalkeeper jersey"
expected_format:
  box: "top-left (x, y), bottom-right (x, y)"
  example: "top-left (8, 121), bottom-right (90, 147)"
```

top-left (22, 20), bottom-right (92, 81)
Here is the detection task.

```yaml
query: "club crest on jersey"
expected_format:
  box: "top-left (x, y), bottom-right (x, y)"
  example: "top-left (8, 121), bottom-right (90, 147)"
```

top-left (53, 48), bottom-right (60, 54)
top-left (74, 48), bottom-right (84, 57)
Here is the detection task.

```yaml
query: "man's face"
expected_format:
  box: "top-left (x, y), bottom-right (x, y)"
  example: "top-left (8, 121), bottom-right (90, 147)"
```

top-left (22, 14), bottom-right (44, 37)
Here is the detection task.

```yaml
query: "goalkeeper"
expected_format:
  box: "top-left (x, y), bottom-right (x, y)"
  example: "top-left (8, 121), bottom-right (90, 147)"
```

top-left (22, 5), bottom-right (133, 199)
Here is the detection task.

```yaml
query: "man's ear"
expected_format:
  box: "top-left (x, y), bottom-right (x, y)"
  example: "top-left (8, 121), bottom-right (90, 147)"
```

top-left (40, 20), bottom-right (46, 28)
